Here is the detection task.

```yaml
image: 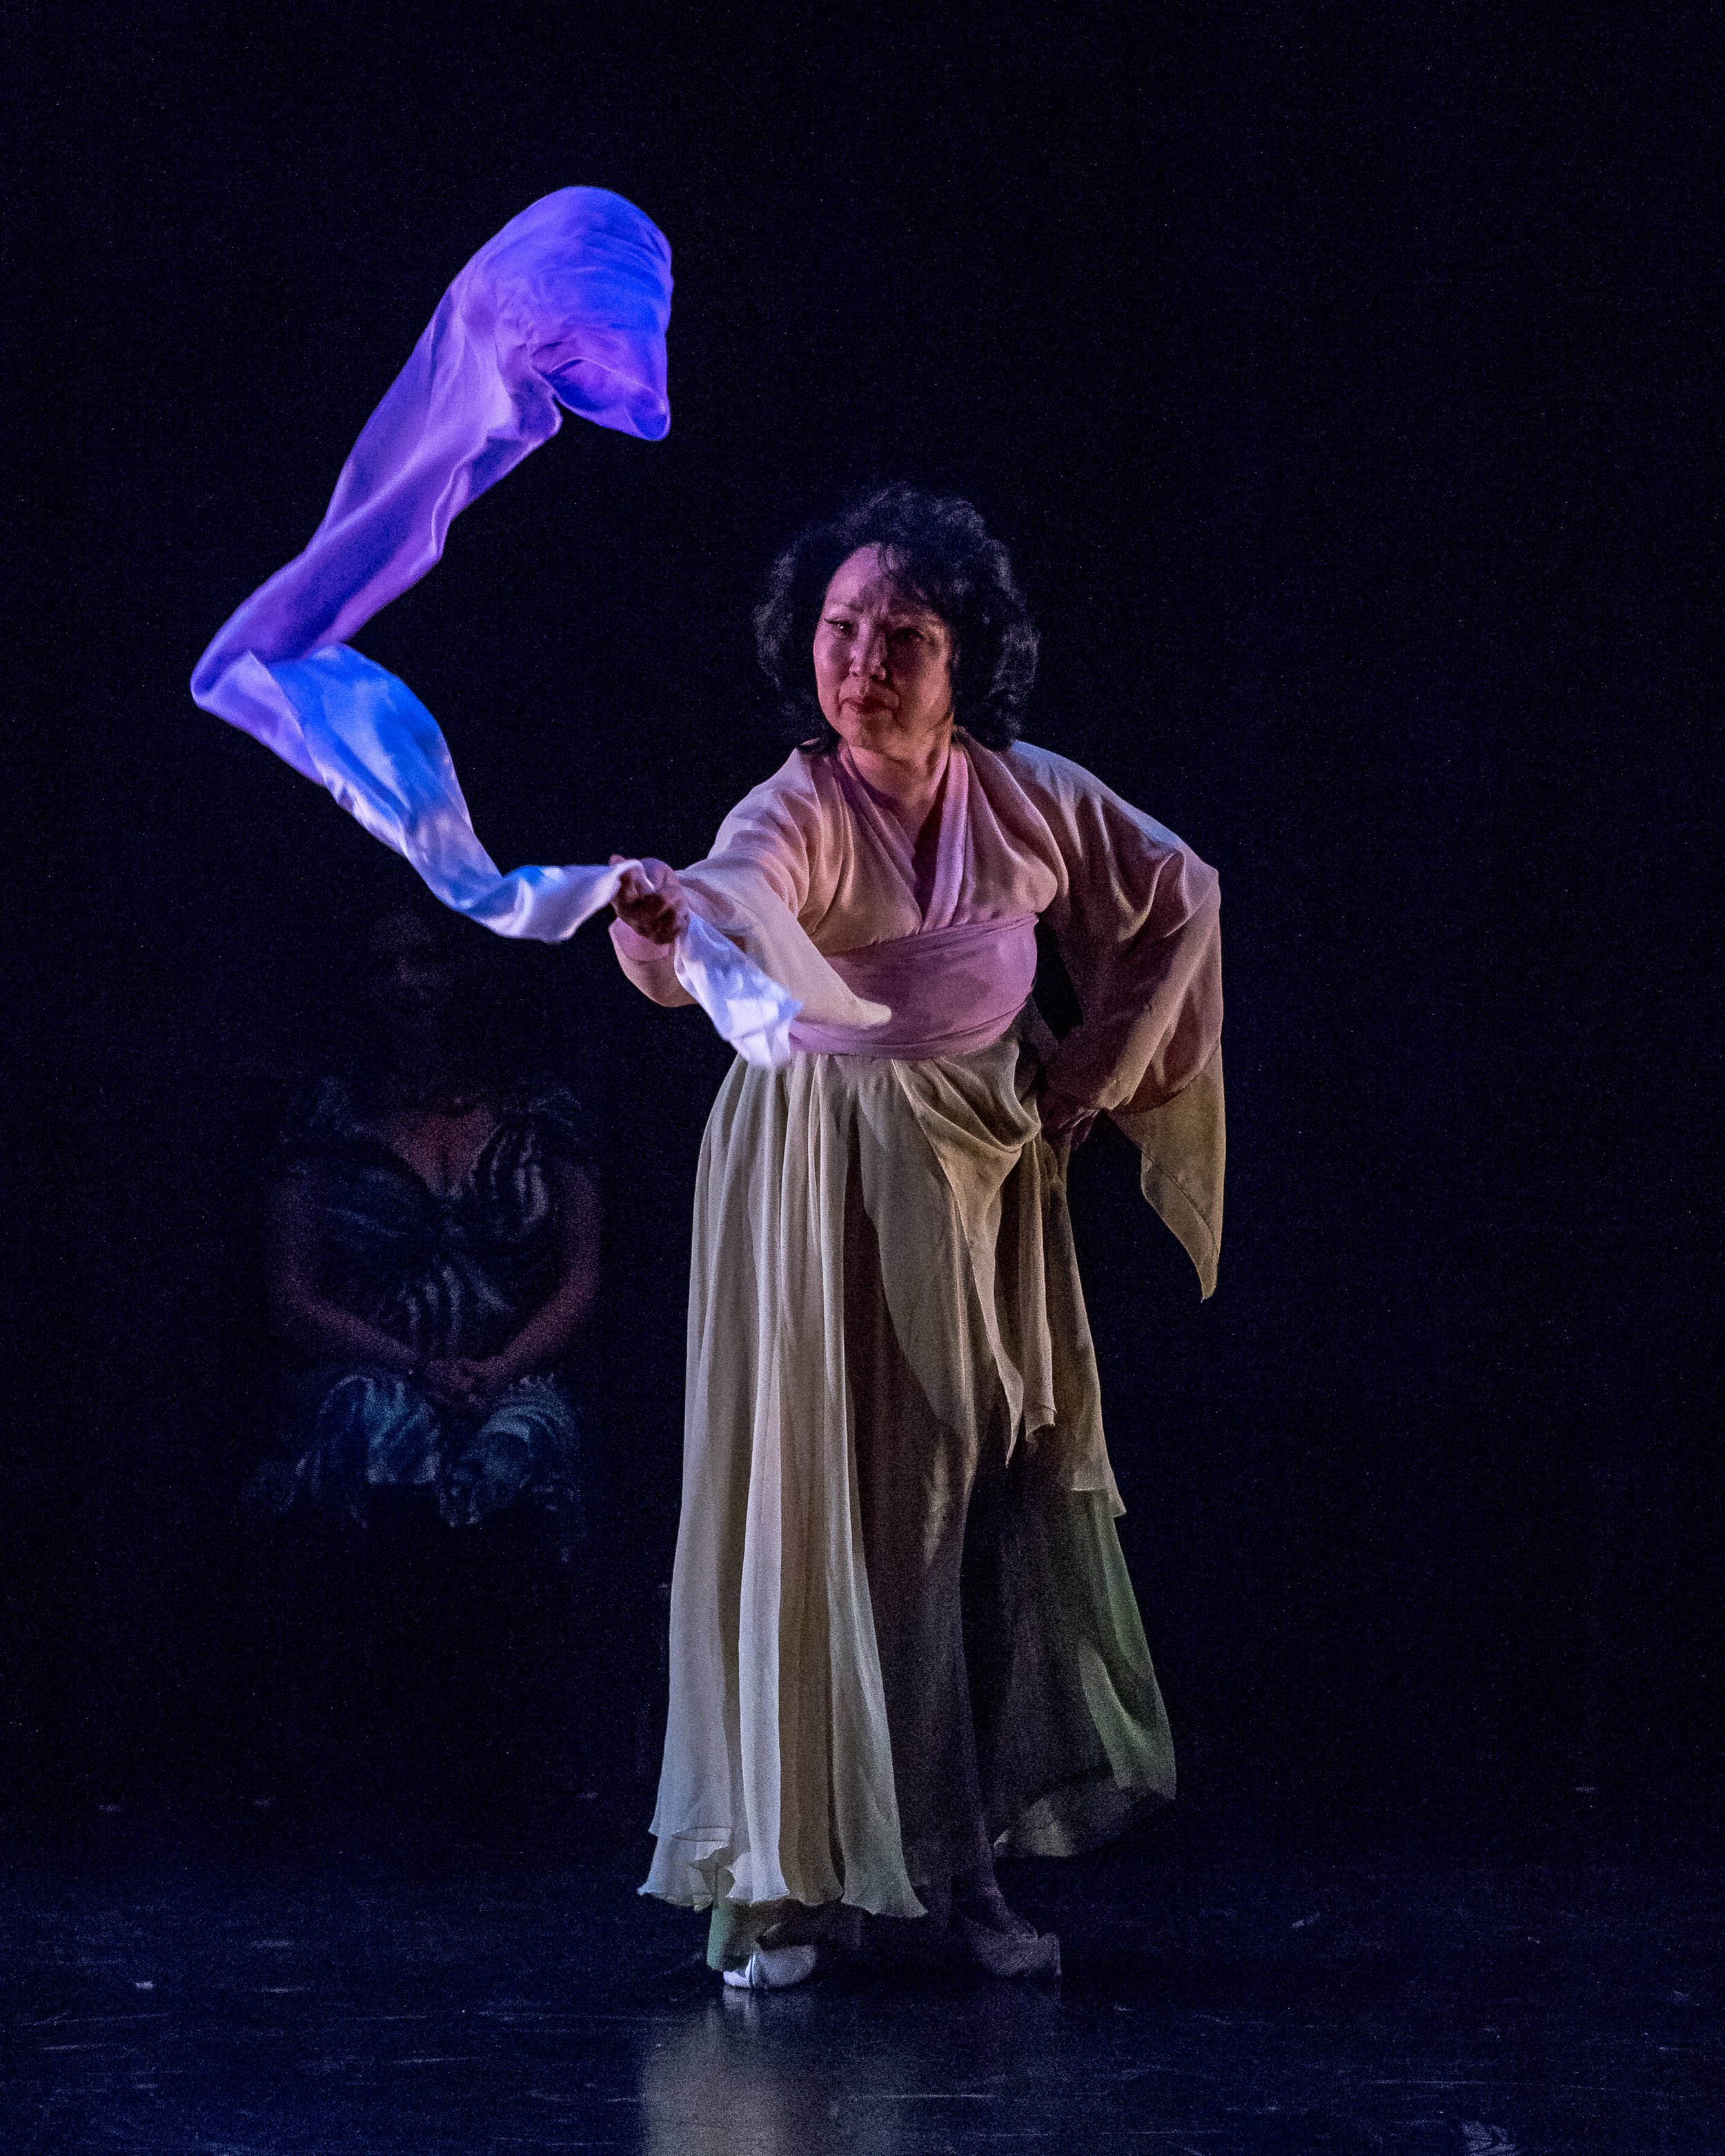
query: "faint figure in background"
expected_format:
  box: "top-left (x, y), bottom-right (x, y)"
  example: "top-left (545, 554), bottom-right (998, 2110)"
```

top-left (253, 900), bottom-right (599, 1559)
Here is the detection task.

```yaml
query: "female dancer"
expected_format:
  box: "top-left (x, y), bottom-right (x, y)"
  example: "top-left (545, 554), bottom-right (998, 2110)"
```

top-left (611, 485), bottom-right (1223, 1986)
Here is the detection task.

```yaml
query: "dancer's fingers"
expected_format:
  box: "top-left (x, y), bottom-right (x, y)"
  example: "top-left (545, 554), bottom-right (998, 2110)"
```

top-left (613, 889), bottom-right (680, 945)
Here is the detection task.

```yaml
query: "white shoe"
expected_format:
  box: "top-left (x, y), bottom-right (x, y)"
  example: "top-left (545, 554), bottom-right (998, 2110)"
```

top-left (720, 1943), bottom-right (818, 1990)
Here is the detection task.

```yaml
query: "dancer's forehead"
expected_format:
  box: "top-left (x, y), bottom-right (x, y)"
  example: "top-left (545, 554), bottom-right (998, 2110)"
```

top-left (822, 546), bottom-right (946, 626)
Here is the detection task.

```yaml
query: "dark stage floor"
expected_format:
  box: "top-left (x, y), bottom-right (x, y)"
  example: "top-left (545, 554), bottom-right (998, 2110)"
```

top-left (1, 1803), bottom-right (1719, 2155)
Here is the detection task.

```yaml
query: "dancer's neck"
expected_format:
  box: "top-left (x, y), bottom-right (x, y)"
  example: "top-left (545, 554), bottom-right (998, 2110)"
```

top-left (841, 729), bottom-right (953, 847)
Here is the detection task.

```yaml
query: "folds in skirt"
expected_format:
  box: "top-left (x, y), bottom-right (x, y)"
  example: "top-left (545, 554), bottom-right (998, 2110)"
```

top-left (642, 1030), bottom-right (1174, 1921)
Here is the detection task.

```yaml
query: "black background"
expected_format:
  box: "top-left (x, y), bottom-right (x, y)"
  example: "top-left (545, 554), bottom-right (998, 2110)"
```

top-left (3, 3), bottom-right (1715, 1830)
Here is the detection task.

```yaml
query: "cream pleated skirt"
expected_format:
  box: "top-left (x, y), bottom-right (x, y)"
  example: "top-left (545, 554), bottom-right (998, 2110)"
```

top-left (642, 1031), bottom-right (1174, 1919)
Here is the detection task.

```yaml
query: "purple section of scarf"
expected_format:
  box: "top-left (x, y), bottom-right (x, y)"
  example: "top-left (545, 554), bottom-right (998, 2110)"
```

top-left (193, 186), bottom-right (670, 746)
top-left (186, 190), bottom-right (800, 1062)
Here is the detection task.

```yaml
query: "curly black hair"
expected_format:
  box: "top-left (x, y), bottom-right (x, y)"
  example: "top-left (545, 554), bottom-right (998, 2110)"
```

top-left (753, 484), bottom-right (1038, 755)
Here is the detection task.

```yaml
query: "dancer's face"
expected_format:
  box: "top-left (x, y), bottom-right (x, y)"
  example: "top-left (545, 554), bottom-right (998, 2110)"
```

top-left (813, 546), bottom-right (956, 760)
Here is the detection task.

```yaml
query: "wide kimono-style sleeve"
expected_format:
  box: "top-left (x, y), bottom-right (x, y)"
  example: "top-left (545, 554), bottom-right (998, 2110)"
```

top-left (609, 759), bottom-right (889, 1030)
top-left (1021, 746), bottom-right (1225, 1298)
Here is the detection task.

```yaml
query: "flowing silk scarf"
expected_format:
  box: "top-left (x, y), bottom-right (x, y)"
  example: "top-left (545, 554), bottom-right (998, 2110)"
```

top-left (190, 186), bottom-right (799, 1066)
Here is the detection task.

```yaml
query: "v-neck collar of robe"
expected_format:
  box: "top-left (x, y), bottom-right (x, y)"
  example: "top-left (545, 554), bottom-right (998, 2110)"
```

top-left (834, 738), bottom-right (971, 931)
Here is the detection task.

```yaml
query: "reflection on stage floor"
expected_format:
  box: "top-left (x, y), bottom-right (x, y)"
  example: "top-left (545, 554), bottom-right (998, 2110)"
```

top-left (0, 1803), bottom-right (1718, 2153)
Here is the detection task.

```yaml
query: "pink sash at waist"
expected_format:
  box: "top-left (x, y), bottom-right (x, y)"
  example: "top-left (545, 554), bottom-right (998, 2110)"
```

top-left (789, 913), bottom-right (1039, 1061)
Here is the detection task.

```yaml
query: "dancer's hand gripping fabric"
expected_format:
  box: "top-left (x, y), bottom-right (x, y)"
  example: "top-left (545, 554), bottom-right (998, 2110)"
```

top-left (609, 856), bottom-right (689, 946)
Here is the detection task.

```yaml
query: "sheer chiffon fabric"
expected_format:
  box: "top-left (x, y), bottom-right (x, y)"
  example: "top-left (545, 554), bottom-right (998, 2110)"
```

top-left (633, 735), bottom-right (1219, 1922)
top-left (190, 188), bottom-right (800, 1066)
top-left (611, 735), bottom-right (1225, 1287)
top-left (643, 1036), bottom-right (1175, 1918)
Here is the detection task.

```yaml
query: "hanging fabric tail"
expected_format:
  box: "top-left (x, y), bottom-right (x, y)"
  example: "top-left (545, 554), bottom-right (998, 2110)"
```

top-left (190, 186), bottom-right (800, 1067)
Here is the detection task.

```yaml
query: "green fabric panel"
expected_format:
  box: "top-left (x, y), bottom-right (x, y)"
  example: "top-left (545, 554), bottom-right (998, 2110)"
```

top-left (990, 1487), bottom-right (1175, 1859)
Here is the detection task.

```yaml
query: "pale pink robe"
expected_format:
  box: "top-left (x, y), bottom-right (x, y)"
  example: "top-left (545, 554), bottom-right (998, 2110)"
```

top-left (615, 735), bottom-right (1223, 1918)
top-left (614, 736), bottom-right (1224, 1273)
